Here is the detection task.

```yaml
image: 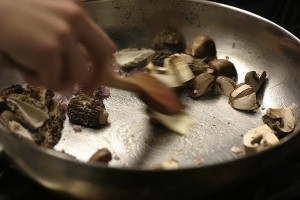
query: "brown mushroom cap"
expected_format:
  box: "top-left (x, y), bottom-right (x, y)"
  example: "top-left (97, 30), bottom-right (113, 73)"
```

top-left (189, 72), bottom-right (215, 98)
top-left (185, 35), bottom-right (216, 60)
top-left (262, 107), bottom-right (296, 134)
top-left (209, 59), bottom-right (237, 81)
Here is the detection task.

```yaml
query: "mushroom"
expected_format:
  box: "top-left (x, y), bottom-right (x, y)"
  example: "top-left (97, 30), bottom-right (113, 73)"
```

top-left (147, 108), bottom-right (195, 135)
top-left (185, 35), bottom-right (216, 61)
top-left (93, 86), bottom-right (110, 100)
top-left (151, 27), bottom-right (186, 53)
top-left (88, 148), bottom-right (112, 163)
top-left (245, 71), bottom-right (267, 92)
top-left (229, 83), bottom-right (258, 111)
top-left (24, 85), bottom-right (55, 107)
top-left (37, 99), bottom-right (66, 148)
top-left (8, 120), bottom-right (34, 142)
top-left (151, 50), bottom-right (174, 67)
top-left (188, 72), bottom-right (215, 98)
top-left (0, 84), bottom-right (24, 97)
top-left (243, 124), bottom-right (279, 153)
top-left (208, 59), bottom-right (237, 81)
top-left (67, 95), bottom-right (108, 127)
top-left (189, 58), bottom-right (214, 76)
top-left (262, 107), bottom-right (296, 134)
top-left (149, 53), bottom-right (195, 88)
top-left (6, 94), bottom-right (49, 130)
top-left (214, 76), bottom-right (236, 96)
top-left (113, 48), bottom-right (155, 69)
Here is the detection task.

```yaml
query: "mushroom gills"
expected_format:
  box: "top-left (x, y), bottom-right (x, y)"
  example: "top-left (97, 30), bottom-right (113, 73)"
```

top-left (243, 124), bottom-right (279, 153)
top-left (262, 107), bottom-right (296, 134)
top-left (6, 94), bottom-right (49, 130)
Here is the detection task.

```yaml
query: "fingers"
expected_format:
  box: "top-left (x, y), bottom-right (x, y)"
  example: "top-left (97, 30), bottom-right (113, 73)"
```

top-left (74, 16), bottom-right (116, 93)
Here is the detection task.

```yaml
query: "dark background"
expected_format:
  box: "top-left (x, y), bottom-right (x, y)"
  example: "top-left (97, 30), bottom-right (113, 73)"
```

top-left (1, 1), bottom-right (300, 200)
top-left (211, 0), bottom-right (300, 39)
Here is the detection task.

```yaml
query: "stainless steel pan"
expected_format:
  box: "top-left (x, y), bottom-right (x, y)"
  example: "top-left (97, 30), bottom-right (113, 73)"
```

top-left (1, 0), bottom-right (300, 199)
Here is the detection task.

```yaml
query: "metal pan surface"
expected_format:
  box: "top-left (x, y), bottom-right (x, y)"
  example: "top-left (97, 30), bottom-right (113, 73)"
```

top-left (1, 0), bottom-right (300, 199)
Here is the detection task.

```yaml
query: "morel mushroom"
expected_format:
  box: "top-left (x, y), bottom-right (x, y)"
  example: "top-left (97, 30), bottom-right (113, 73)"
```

top-left (229, 83), bottom-right (258, 111)
top-left (24, 85), bottom-right (55, 107)
top-left (185, 35), bottom-right (216, 61)
top-left (0, 84), bottom-right (24, 97)
top-left (262, 107), bottom-right (296, 134)
top-left (188, 72), bottom-right (215, 98)
top-left (6, 94), bottom-right (49, 130)
top-left (67, 95), bottom-right (108, 127)
top-left (208, 59), bottom-right (237, 81)
top-left (245, 71), bottom-right (267, 92)
top-left (113, 48), bottom-right (154, 70)
top-left (243, 124), bottom-right (279, 153)
top-left (151, 27), bottom-right (186, 53)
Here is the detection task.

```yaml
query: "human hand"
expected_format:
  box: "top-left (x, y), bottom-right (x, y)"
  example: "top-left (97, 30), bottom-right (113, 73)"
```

top-left (0, 0), bottom-right (116, 94)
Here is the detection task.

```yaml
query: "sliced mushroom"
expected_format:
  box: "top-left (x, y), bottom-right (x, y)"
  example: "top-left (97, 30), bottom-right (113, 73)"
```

top-left (6, 94), bottom-right (49, 130)
top-left (113, 48), bottom-right (155, 69)
top-left (243, 124), bottom-right (279, 153)
top-left (188, 72), bottom-right (215, 98)
top-left (229, 83), bottom-right (258, 111)
top-left (214, 76), bottom-right (236, 96)
top-left (147, 108), bottom-right (195, 135)
top-left (208, 59), bottom-right (237, 81)
top-left (185, 35), bottom-right (216, 60)
top-left (189, 58), bottom-right (214, 76)
top-left (151, 27), bottom-right (186, 53)
top-left (149, 53), bottom-right (195, 88)
top-left (245, 71), bottom-right (267, 92)
top-left (262, 107), bottom-right (296, 134)
top-left (8, 120), bottom-right (34, 142)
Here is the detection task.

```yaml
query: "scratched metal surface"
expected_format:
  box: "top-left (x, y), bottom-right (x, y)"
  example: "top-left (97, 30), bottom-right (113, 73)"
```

top-left (1, 0), bottom-right (300, 199)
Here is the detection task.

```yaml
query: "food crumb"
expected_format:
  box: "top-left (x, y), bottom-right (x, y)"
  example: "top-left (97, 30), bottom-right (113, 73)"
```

top-left (231, 146), bottom-right (243, 154)
top-left (196, 157), bottom-right (204, 165)
top-left (113, 155), bottom-right (120, 160)
top-left (73, 125), bottom-right (82, 133)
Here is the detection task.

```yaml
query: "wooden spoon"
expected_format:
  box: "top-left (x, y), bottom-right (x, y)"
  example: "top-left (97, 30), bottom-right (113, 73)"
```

top-left (103, 70), bottom-right (184, 115)
top-left (0, 53), bottom-right (184, 115)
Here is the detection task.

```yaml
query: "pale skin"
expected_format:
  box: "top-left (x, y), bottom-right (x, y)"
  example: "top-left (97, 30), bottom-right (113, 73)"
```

top-left (0, 0), bottom-right (116, 94)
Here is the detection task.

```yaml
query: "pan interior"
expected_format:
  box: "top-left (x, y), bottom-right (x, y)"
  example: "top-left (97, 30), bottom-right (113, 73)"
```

top-left (1, 0), bottom-right (300, 170)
